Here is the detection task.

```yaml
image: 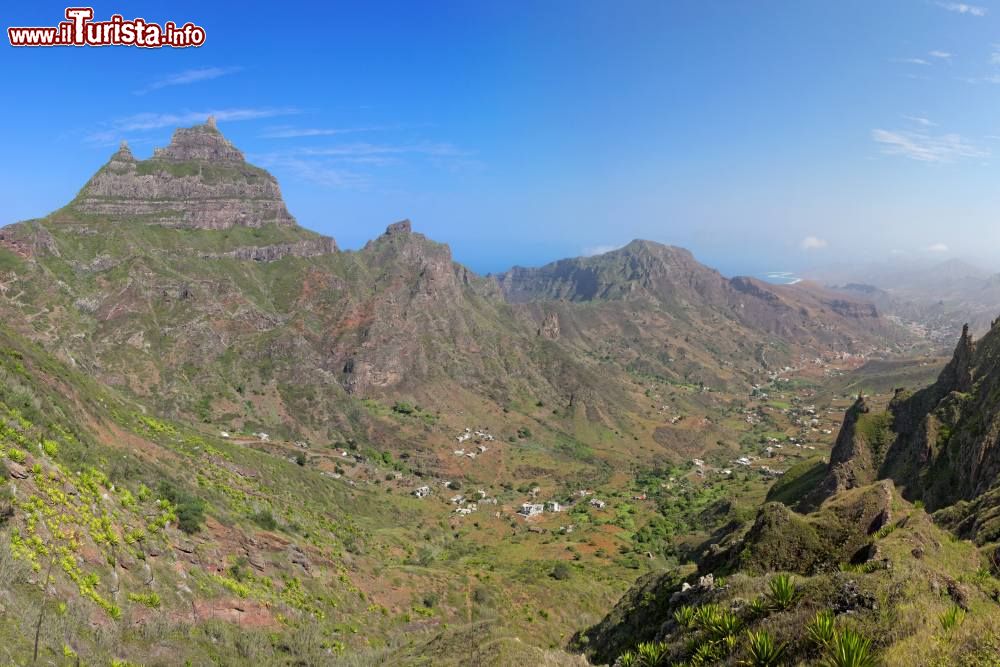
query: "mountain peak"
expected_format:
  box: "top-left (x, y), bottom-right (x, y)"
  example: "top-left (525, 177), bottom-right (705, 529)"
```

top-left (65, 121), bottom-right (297, 231)
top-left (384, 219), bottom-right (412, 236)
top-left (150, 119), bottom-right (245, 164)
top-left (113, 140), bottom-right (135, 162)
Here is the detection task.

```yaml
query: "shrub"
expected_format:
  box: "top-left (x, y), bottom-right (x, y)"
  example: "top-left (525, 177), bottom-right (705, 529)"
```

top-left (766, 574), bottom-right (801, 611)
top-left (551, 562), bottom-right (572, 580)
top-left (158, 481), bottom-right (206, 534)
top-left (251, 509), bottom-right (278, 531)
top-left (176, 500), bottom-right (206, 534)
top-left (821, 629), bottom-right (876, 667)
top-left (6, 448), bottom-right (26, 464)
top-left (741, 630), bottom-right (786, 666)
top-left (295, 453), bottom-right (307, 466)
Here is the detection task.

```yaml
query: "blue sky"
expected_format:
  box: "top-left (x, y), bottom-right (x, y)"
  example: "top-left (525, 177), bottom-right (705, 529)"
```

top-left (4, 1), bottom-right (1000, 275)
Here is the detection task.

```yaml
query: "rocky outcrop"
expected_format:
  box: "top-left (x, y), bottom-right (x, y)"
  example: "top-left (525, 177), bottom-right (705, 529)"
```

top-left (0, 220), bottom-right (60, 259)
top-left (151, 116), bottom-right (244, 163)
top-left (69, 121), bottom-right (296, 230)
top-left (803, 395), bottom-right (880, 509)
top-left (935, 323), bottom-right (975, 394)
top-left (384, 219), bottom-right (412, 236)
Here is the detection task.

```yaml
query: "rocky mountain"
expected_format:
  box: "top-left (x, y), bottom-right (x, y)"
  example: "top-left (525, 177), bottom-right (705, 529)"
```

top-left (0, 121), bottom-right (905, 448)
top-left (809, 320), bottom-right (1000, 531)
top-left (578, 320), bottom-right (1000, 666)
top-left (498, 241), bottom-right (898, 398)
top-left (69, 117), bottom-right (298, 230)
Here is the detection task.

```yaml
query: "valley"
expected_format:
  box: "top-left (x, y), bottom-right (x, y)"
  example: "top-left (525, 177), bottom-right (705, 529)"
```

top-left (0, 121), bottom-right (997, 666)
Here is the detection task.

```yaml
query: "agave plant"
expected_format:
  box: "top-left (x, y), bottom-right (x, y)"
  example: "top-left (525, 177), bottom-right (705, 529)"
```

top-left (690, 640), bottom-right (722, 666)
top-left (673, 604), bottom-right (697, 629)
top-left (721, 633), bottom-right (740, 655)
top-left (746, 595), bottom-right (768, 619)
top-left (807, 609), bottom-right (837, 648)
top-left (634, 640), bottom-right (669, 667)
top-left (766, 574), bottom-right (801, 611)
top-left (693, 603), bottom-right (723, 630)
top-left (939, 604), bottom-right (966, 632)
top-left (821, 629), bottom-right (877, 667)
top-left (617, 650), bottom-right (638, 667)
top-left (706, 609), bottom-right (743, 640)
top-left (740, 630), bottom-right (787, 666)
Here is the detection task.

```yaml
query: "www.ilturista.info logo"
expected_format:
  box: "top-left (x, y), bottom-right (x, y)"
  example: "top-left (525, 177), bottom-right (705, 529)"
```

top-left (8, 8), bottom-right (206, 48)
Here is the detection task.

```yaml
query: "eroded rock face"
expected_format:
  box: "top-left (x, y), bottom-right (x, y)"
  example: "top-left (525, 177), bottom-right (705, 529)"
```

top-left (70, 120), bottom-right (296, 230)
top-left (200, 237), bottom-right (338, 262)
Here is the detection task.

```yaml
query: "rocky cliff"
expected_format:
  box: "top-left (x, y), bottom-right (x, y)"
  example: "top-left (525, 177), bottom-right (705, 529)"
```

top-left (68, 117), bottom-right (296, 230)
top-left (803, 320), bottom-right (1000, 551)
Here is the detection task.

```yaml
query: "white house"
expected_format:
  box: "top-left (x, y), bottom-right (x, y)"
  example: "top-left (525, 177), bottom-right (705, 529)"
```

top-left (545, 501), bottom-right (563, 512)
top-left (413, 486), bottom-right (430, 498)
top-left (518, 503), bottom-right (544, 517)
top-left (589, 498), bottom-right (606, 509)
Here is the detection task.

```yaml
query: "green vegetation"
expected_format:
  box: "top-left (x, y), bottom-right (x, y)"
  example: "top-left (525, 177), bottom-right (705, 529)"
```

top-left (807, 609), bottom-right (836, 648)
top-left (765, 573), bottom-right (801, 611)
top-left (939, 604), bottom-right (966, 632)
top-left (157, 480), bottom-right (206, 534)
top-left (821, 629), bottom-right (877, 667)
top-left (766, 457), bottom-right (826, 507)
top-left (741, 630), bottom-right (786, 666)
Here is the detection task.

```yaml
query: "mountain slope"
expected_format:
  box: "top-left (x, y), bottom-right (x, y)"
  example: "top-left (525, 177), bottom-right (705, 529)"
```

top-left (579, 321), bottom-right (1000, 667)
top-left (498, 240), bottom-right (893, 352)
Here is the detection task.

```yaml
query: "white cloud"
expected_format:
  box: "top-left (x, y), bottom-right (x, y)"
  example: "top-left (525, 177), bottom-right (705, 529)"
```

top-left (297, 142), bottom-right (470, 158)
top-left (926, 243), bottom-right (950, 252)
top-left (929, 50), bottom-right (953, 59)
top-left (800, 236), bottom-right (828, 250)
top-left (961, 74), bottom-right (1000, 84)
top-left (252, 154), bottom-right (369, 189)
top-left (871, 128), bottom-right (988, 162)
top-left (903, 115), bottom-right (936, 127)
top-left (134, 67), bottom-right (242, 95)
top-left (582, 244), bottom-right (624, 257)
top-left (936, 2), bottom-right (987, 16)
top-left (259, 126), bottom-right (385, 139)
top-left (892, 57), bottom-right (931, 65)
top-left (87, 107), bottom-right (300, 144)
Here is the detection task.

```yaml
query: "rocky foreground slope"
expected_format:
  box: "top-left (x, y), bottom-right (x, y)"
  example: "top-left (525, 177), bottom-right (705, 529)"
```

top-left (580, 323), bottom-right (1000, 666)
